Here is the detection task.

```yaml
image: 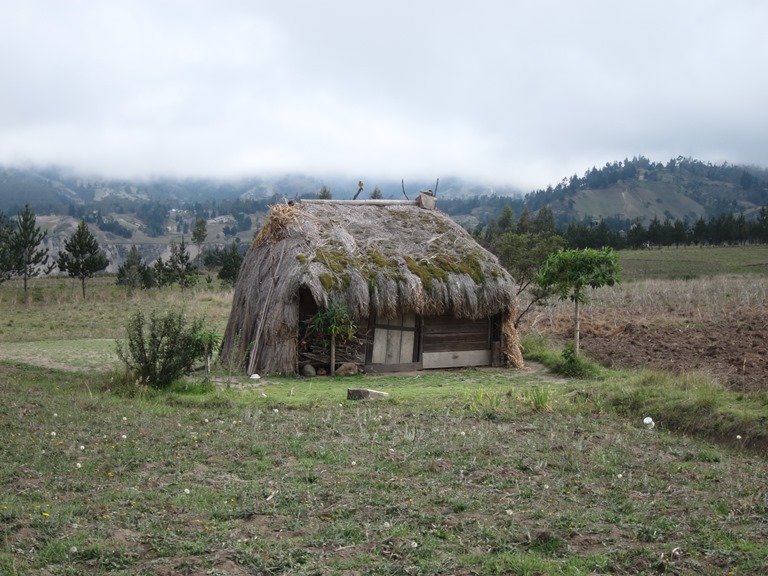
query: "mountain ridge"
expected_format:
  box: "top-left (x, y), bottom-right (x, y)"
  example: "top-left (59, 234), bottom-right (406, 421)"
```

top-left (3, 156), bottom-right (768, 231)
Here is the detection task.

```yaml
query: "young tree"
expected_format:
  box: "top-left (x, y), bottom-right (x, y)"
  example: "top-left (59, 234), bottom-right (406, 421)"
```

top-left (8, 204), bottom-right (54, 292)
top-left (318, 185), bottom-right (332, 199)
top-left (493, 231), bottom-right (565, 327)
top-left (191, 218), bottom-right (207, 268)
top-left (311, 303), bottom-right (356, 376)
top-left (536, 247), bottom-right (621, 355)
top-left (153, 256), bottom-right (172, 288)
top-left (57, 220), bottom-right (110, 298)
top-left (168, 236), bottom-right (195, 292)
top-left (370, 186), bottom-right (383, 199)
top-left (217, 241), bottom-right (244, 287)
top-left (116, 244), bottom-right (154, 292)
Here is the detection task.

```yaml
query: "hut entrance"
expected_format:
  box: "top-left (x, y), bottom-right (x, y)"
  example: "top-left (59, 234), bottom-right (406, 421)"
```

top-left (366, 313), bottom-right (421, 372)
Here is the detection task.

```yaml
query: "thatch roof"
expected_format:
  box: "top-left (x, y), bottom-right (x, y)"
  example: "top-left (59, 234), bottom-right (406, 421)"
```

top-left (222, 199), bottom-right (518, 374)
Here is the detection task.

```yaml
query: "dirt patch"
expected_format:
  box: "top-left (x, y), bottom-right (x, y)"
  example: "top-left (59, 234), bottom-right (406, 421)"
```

top-left (542, 305), bottom-right (768, 392)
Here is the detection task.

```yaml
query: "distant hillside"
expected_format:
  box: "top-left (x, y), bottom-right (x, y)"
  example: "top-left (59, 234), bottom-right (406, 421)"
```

top-left (524, 156), bottom-right (768, 225)
top-left (437, 156), bottom-right (768, 232)
top-left (0, 166), bottom-right (518, 215)
top-left (4, 157), bottom-right (768, 248)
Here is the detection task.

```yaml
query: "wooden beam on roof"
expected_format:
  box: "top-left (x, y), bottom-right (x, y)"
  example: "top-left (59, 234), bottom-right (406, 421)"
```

top-left (299, 199), bottom-right (418, 206)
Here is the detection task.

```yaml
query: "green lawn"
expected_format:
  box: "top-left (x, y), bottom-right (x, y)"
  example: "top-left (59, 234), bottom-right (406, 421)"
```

top-left (2, 362), bottom-right (768, 575)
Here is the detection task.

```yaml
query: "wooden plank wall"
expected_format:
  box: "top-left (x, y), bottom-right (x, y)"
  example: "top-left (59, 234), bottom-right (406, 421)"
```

top-left (370, 314), bottom-right (417, 364)
top-left (422, 317), bottom-right (490, 353)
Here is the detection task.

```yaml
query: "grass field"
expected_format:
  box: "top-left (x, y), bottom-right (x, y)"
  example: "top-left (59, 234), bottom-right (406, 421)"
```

top-left (617, 244), bottom-right (768, 281)
top-left (2, 248), bottom-right (768, 574)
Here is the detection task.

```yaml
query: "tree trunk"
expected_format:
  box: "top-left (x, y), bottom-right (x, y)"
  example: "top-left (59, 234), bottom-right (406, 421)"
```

top-left (81, 277), bottom-right (86, 299)
top-left (574, 297), bottom-right (581, 355)
top-left (330, 333), bottom-right (336, 376)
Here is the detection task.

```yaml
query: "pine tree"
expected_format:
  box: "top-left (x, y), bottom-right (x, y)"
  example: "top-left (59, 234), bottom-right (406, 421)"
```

top-left (8, 204), bottom-right (53, 292)
top-left (217, 241), bottom-right (244, 287)
top-left (117, 244), bottom-right (154, 291)
top-left (191, 218), bottom-right (207, 268)
top-left (57, 220), bottom-right (109, 298)
top-left (0, 211), bottom-right (12, 284)
top-left (169, 236), bottom-right (195, 292)
top-left (153, 256), bottom-right (172, 287)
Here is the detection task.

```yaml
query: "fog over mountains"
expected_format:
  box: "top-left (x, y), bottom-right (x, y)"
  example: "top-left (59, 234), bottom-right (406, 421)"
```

top-left (0, 166), bottom-right (520, 215)
top-left (3, 156), bottom-right (768, 273)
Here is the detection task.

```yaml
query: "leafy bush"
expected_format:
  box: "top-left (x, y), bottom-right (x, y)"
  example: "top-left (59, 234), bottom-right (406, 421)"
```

top-left (116, 309), bottom-right (207, 389)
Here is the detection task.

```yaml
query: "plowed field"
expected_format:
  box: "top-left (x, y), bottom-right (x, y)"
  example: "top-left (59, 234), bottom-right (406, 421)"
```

top-left (526, 277), bottom-right (768, 392)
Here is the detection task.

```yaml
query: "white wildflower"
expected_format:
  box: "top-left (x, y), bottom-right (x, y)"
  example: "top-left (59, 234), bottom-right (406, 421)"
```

top-left (79, 445), bottom-right (85, 451)
top-left (184, 488), bottom-right (191, 494)
top-left (76, 463), bottom-right (82, 468)
top-left (50, 431), bottom-right (56, 437)
top-left (737, 435), bottom-right (743, 441)
top-left (617, 473), bottom-right (623, 479)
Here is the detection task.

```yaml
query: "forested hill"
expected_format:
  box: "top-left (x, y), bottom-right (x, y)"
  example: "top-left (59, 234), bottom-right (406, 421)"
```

top-left (2, 157), bottom-right (768, 232)
top-left (440, 156), bottom-right (768, 230)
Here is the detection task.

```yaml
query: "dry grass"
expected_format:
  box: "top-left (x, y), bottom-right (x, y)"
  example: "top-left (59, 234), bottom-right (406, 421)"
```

top-left (1, 276), bottom-right (233, 334)
top-left (524, 275), bottom-right (768, 332)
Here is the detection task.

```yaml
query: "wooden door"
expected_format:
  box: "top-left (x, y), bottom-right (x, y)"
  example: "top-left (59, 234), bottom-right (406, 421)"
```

top-left (368, 313), bottom-right (420, 369)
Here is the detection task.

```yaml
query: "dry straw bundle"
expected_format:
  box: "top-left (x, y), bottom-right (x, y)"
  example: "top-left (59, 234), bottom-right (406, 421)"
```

top-left (252, 203), bottom-right (300, 247)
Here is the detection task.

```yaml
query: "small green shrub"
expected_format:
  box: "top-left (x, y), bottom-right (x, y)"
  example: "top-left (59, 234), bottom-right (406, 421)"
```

top-left (115, 309), bottom-right (207, 389)
top-left (555, 343), bottom-right (600, 379)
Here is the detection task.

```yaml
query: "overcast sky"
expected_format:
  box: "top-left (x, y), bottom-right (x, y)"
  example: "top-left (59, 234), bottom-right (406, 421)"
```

top-left (1, 1), bottom-right (766, 192)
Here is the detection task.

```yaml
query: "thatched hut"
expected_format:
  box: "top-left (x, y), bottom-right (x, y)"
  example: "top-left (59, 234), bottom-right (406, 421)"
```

top-left (221, 194), bottom-right (524, 375)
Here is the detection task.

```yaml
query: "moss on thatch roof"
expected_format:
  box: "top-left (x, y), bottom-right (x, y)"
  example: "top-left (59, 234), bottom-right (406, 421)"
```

top-left (222, 200), bottom-right (518, 374)
top-left (254, 200), bottom-right (513, 317)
